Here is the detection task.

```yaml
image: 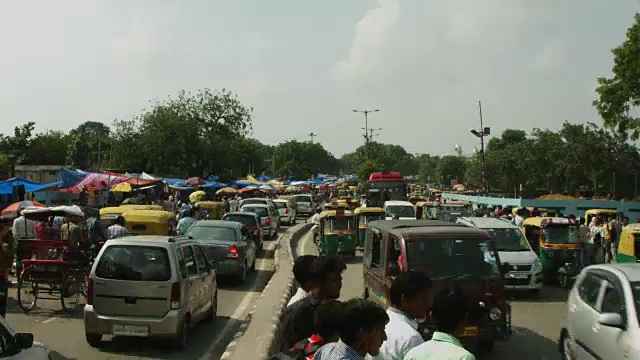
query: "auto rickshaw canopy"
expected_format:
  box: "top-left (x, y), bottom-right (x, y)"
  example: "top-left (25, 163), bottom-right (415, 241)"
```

top-left (353, 207), bottom-right (384, 215)
top-left (195, 201), bottom-right (223, 210)
top-left (119, 204), bottom-right (163, 211)
top-left (121, 209), bottom-right (175, 224)
top-left (522, 216), bottom-right (576, 228)
top-left (320, 210), bottom-right (354, 219)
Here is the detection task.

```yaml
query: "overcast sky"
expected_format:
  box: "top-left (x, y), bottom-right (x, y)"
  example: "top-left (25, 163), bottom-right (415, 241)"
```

top-left (0, 0), bottom-right (638, 156)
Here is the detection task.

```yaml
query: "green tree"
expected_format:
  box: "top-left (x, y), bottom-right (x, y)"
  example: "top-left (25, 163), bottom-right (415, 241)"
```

top-left (272, 140), bottom-right (337, 179)
top-left (594, 13), bottom-right (640, 140)
top-left (435, 155), bottom-right (467, 185)
top-left (67, 121), bottom-right (111, 169)
top-left (25, 130), bottom-right (69, 165)
top-left (0, 122), bottom-right (35, 176)
top-left (355, 159), bottom-right (382, 182)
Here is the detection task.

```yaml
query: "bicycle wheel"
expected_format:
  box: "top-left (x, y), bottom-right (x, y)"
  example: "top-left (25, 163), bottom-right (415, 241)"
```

top-left (60, 273), bottom-right (81, 312)
top-left (17, 269), bottom-right (38, 313)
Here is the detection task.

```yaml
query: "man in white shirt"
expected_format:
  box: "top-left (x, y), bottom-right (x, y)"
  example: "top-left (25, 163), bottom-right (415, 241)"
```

top-left (12, 210), bottom-right (37, 244)
top-left (513, 208), bottom-right (525, 227)
top-left (309, 208), bottom-right (321, 243)
top-left (372, 271), bottom-right (432, 360)
top-left (287, 255), bottom-right (317, 307)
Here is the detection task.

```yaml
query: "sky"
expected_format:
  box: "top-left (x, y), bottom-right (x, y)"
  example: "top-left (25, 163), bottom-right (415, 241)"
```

top-left (0, 0), bottom-right (638, 157)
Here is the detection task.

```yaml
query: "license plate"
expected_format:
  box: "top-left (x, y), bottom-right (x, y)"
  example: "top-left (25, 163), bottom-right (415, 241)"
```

top-left (510, 272), bottom-right (529, 279)
top-left (112, 325), bottom-right (149, 337)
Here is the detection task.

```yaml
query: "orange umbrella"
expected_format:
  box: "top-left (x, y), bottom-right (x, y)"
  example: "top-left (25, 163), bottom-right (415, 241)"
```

top-left (1, 201), bottom-right (46, 216)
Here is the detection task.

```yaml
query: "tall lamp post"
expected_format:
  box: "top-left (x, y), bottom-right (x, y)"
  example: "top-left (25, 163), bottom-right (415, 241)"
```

top-left (470, 101), bottom-right (490, 193)
top-left (353, 109), bottom-right (380, 155)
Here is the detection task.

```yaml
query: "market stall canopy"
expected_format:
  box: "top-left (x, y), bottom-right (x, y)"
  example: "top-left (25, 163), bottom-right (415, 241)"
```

top-left (189, 190), bottom-right (206, 203)
top-left (0, 178), bottom-right (61, 195)
top-left (186, 177), bottom-right (206, 185)
top-left (110, 183), bottom-right (132, 193)
top-left (216, 187), bottom-right (238, 195)
top-left (1, 200), bottom-right (46, 216)
top-left (259, 184), bottom-right (276, 191)
top-left (239, 186), bottom-right (259, 194)
top-left (21, 205), bottom-right (85, 220)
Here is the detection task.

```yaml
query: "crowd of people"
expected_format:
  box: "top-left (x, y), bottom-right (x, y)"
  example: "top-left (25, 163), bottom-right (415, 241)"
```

top-left (273, 255), bottom-right (476, 360)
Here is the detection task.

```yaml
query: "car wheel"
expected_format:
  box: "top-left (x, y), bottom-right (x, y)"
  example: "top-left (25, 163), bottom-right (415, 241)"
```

top-left (205, 291), bottom-right (218, 322)
top-left (172, 317), bottom-right (189, 350)
top-left (237, 263), bottom-right (247, 283)
top-left (561, 332), bottom-right (574, 360)
top-left (85, 333), bottom-right (102, 347)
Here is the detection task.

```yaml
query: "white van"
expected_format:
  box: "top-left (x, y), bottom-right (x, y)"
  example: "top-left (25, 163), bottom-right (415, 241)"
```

top-left (456, 217), bottom-right (543, 293)
top-left (383, 200), bottom-right (416, 220)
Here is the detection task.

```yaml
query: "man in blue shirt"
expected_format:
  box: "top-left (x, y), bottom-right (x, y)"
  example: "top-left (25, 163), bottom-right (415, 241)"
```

top-left (177, 209), bottom-right (196, 235)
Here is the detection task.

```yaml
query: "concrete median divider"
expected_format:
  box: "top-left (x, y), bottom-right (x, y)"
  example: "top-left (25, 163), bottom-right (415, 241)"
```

top-left (220, 222), bottom-right (312, 360)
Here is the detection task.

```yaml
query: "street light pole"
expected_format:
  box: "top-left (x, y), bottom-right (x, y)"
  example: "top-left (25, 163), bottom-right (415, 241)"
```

top-left (470, 101), bottom-right (490, 194)
top-left (353, 109), bottom-right (380, 158)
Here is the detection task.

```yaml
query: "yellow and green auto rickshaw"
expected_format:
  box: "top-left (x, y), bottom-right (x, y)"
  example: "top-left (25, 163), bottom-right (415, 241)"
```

top-left (353, 207), bottom-right (385, 248)
top-left (415, 201), bottom-right (436, 219)
top-left (323, 202), bottom-right (349, 211)
top-left (522, 217), bottom-right (582, 288)
top-left (616, 224), bottom-right (640, 263)
top-left (121, 210), bottom-right (177, 236)
top-left (195, 201), bottom-right (224, 219)
top-left (408, 195), bottom-right (427, 206)
top-left (318, 209), bottom-right (356, 257)
top-left (584, 209), bottom-right (618, 226)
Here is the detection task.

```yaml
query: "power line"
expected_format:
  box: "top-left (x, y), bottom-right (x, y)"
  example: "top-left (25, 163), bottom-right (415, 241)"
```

top-left (368, 128), bottom-right (382, 141)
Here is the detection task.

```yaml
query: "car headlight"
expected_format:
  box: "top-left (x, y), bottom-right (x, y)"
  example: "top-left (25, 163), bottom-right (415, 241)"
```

top-left (489, 308), bottom-right (502, 321)
top-left (531, 259), bottom-right (542, 272)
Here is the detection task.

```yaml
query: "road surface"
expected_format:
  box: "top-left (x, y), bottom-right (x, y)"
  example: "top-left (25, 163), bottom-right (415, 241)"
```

top-left (295, 231), bottom-right (566, 360)
top-left (4, 225), bottom-right (289, 360)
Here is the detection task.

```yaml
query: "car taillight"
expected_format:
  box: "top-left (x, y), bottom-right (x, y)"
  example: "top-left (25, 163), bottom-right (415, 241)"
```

top-left (285, 207), bottom-right (289, 214)
top-left (227, 245), bottom-right (239, 259)
top-left (170, 282), bottom-right (181, 309)
top-left (265, 217), bottom-right (271, 225)
top-left (86, 279), bottom-right (94, 305)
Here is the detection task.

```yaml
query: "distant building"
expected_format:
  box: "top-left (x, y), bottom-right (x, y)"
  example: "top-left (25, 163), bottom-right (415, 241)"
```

top-left (14, 165), bottom-right (63, 184)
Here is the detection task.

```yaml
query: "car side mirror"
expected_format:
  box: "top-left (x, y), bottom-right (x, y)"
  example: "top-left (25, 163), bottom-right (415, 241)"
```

top-left (14, 332), bottom-right (34, 349)
top-left (597, 313), bottom-right (625, 329)
top-left (500, 262), bottom-right (512, 274)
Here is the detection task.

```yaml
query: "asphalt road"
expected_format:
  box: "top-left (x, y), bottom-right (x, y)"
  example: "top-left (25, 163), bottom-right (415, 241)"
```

top-left (4, 225), bottom-right (290, 360)
top-left (295, 231), bottom-right (567, 360)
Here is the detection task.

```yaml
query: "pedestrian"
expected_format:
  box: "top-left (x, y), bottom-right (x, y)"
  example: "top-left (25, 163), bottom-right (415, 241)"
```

top-left (605, 214), bottom-right (618, 263)
top-left (85, 208), bottom-right (106, 246)
top-left (279, 256), bottom-right (346, 351)
top-left (286, 300), bottom-right (344, 359)
top-left (222, 197), bottom-right (230, 212)
top-left (314, 298), bottom-right (389, 360)
top-left (230, 196), bottom-right (239, 212)
top-left (404, 287), bottom-right (475, 360)
top-left (372, 271), bottom-right (432, 360)
top-left (288, 255), bottom-right (318, 307)
top-left (177, 209), bottom-right (196, 235)
top-left (163, 195), bottom-right (176, 213)
top-left (106, 216), bottom-right (129, 240)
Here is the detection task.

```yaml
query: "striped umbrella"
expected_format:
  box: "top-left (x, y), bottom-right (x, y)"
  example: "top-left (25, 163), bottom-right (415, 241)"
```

top-left (1, 201), bottom-right (46, 216)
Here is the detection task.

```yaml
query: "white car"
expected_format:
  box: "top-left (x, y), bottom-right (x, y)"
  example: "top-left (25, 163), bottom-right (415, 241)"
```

top-left (456, 217), bottom-right (543, 293)
top-left (273, 199), bottom-right (296, 225)
top-left (560, 263), bottom-right (640, 360)
top-left (383, 200), bottom-right (415, 220)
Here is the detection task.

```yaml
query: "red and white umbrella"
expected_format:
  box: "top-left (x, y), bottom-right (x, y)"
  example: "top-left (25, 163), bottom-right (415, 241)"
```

top-left (1, 201), bottom-right (46, 216)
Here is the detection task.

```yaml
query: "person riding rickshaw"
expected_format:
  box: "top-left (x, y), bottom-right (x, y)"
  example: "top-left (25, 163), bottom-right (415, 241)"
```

top-left (121, 210), bottom-right (177, 236)
top-left (362, 219), bottom-right (511, 354)
top-left (616, 223), bottom-right (640, 263)
top-left (353, 207), bottom-right (385, 248)
top-left (522, 216), bottom-right (582, 287)
top-left (317, 209), bottom-right (356, 257)
top-left (195, 201), bottom-right (224, 220)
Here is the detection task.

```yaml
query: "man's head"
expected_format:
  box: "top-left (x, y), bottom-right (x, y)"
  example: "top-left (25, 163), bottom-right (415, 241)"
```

top-left (307, 256), bottom-right (346, 300)
top-left (389, 271), bottom-right (433, 319)
top-left (292, 255), bottom-right (317, 291)
top-left (113, 216), bottom-right (126, 226)
top-left (432, 287), bottom-right (468, 334)
top-left (314, 299), bottom-right (344, 342)
top-left (339, 299), bottom-right (389, 356)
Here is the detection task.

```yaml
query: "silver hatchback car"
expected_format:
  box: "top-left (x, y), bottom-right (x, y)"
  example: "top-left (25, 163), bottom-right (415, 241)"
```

top-left (83, 236), bottom-right (218, 350)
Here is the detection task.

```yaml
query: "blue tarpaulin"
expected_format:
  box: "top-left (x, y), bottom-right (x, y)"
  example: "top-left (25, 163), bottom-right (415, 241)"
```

top-left (0, 178), bottom-right (62, 195)
top-left (60, 168), bottom-right (87, 188)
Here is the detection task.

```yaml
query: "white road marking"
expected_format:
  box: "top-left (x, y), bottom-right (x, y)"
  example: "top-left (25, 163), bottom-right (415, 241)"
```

top-left (42, 318), bottom-right (56, 324)
top-left (199, 234), bottom-right (281, 360)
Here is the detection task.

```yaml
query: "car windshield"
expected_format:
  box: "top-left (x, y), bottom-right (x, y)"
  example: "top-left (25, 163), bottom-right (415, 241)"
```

top-left (223, 214), bottom-right (256, 227)
top-left (484, 228), bottom-right (530, 251)
top-left (324, 217), bottom-right (354, 230)
top-left (295, 195), bottom-right (311, 203)
top-left (95, 245), bottom-right (171, 281)
top-left (274, 201), bottom-right (287, 209)
top-left (386, 205), bottom-right (415, 218)
top-left (187, 226), bottom-right (237, 242)
top-left (242, 206), bottom-right (268, 217)
top-left (543, 225), bottom-right (580, 244)
top-left (406, 239), bottom-right (501, 279)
